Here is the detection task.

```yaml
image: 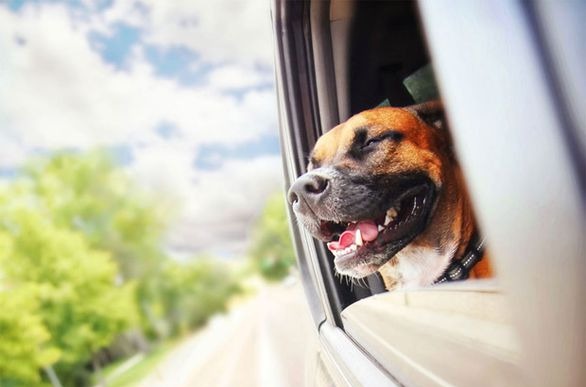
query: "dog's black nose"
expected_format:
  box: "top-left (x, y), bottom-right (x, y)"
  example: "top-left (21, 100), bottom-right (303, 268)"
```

top-left (287, 173), bottom-right (329, 205)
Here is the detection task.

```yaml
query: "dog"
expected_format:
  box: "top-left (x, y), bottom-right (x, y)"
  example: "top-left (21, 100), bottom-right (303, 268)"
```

top-left (287, 101), bottom-right (492, 290)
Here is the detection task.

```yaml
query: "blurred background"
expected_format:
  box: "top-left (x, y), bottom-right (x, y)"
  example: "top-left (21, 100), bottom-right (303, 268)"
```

top-left (0, 1), bottom-right (313, 386)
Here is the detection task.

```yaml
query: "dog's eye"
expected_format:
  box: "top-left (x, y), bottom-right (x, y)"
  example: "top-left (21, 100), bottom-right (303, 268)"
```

top-left (364, 137), bottom-right (383, 147)
top-left (362, 138), bottom-right (382, 149)
top-left (361, 132), bottom-right (403, 150)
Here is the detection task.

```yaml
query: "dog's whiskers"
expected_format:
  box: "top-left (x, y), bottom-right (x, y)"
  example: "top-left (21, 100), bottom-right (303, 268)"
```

top-left (349, 276), bottom-right (369, 289)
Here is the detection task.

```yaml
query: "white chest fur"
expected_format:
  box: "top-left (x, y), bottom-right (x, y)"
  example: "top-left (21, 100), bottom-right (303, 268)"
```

top-left (384, 242), bottom-right (457, 289)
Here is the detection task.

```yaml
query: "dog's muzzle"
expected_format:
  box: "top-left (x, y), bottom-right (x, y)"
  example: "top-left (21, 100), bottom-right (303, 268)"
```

top-left (287, 167), bottom-right (438, 278)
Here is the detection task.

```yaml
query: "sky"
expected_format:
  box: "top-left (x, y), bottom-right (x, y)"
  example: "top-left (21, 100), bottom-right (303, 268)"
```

top-left (0, 0), bottom-right (284, 259)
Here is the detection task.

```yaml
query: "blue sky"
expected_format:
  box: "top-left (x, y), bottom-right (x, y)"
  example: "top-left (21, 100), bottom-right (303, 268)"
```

top-left (0, 0), bottom-right (282, 258)
top-left (89, 22), bottom-right (143, 69)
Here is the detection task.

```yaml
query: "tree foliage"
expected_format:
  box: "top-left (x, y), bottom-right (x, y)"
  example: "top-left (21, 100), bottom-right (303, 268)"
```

top-left (22, 152), bottom-right (173, 338)
top-left (24, 152), bottom-right (170, 279)
top-left (158, 258), bottom-right (242, 336)
top-left (0, 282), bottom-right (58, 387)
top-left (0, 151), bottom-right (244, 386)
top-left (248, 193), bottom-right (296, 281)
top-left (0, 206), bottom-right (137, 386)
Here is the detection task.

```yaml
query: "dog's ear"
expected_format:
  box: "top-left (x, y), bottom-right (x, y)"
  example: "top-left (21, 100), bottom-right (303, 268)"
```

top-left (407, 100), bottom-right (457, 160)
top-left (406, 100), bottom-right (445, 130)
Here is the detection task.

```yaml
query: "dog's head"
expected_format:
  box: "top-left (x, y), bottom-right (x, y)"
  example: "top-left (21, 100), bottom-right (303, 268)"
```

top-left (287, 101), bottom-right (453, 278)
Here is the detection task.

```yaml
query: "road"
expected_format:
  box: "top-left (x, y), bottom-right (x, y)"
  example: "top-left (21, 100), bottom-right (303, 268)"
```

top-left (137, 279), bottom-right (317, 387)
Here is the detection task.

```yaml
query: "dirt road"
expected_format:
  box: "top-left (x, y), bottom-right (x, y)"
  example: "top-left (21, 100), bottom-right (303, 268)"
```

top-left (138, 280), bottom-right (317, 387)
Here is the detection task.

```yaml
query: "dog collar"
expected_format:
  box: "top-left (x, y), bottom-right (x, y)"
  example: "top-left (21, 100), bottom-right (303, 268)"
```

top-left (433, 235), bottom-right (485, 285)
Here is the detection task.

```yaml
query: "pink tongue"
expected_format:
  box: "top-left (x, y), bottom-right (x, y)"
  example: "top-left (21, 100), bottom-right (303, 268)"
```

top-left (327, 220), bottom-right (379, 251)
top-left (357, 220), bottom-right (379, 241)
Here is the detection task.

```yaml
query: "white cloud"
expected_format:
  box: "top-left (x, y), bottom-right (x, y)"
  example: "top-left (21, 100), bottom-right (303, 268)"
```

top-left (0, 2), bottom-right (284, 258)
top-left (95, 1), bottom-right (148, 31)
top-left (128, 149), bottom-right (284, 258)
top-left (126, 140), bottom-right (197, 201)
top-left (0, 4), bottom-right (277, 153)
top-left (0, 139), bottom-right (28, 168)
top-left (206, 64), bottom-right (272, 91)
top-left (102, 0), bottom-right (275, 67)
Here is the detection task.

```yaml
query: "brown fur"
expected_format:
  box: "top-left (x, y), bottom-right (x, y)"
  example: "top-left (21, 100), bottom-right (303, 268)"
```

top-left (311, 104), bottom-right (492, 288)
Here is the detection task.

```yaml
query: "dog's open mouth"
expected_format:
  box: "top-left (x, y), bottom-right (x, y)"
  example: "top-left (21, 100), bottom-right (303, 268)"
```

top-left (322, 183), bottom-right (436, 274)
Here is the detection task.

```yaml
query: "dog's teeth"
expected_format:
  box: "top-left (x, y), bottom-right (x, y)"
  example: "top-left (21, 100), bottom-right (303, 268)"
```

top-left (384, 215), bottom-right (392, 226)
top-left (378, 225), bottom-right (384, 232)
top-left (355, 229), bottom-right (363, 246)
top-left (332, 244), bottom-right (358, 257)
top-left (332, 243), bottom-right (358, 257)
top-left (384, 207), bottom-right (398, 226)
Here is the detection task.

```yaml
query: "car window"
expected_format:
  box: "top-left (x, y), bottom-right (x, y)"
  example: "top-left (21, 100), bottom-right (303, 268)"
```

top-left (274, 1), bottom-right (585, 385)
top-left (318, 0), bottom-right (493, 310)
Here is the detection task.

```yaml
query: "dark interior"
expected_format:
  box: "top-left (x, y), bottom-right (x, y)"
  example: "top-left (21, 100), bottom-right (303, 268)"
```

top-left (350, 1), bottom-right (432, 112)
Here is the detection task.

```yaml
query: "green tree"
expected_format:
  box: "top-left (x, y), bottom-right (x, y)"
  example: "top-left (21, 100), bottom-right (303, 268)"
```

top-left (23, 151), bottom-right (173, 338)
top-left (0, 280), bottom-right (59, 387)
top-left (0, 197), bottom-right (137, 386)
top-left (25, 151), bottom-right (171, 280)
top-left (158, 258), bottom-right (242, 336)
top-left (0, 150), bottom-right (246, 385)
top-left (249, 193), bottom-right (297, 281)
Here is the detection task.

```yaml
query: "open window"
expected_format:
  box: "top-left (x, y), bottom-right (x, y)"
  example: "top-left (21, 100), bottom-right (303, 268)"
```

top-left (273, 0), bottom-right (585, 385)
top-left (310, 0), bottom-right (490, 314)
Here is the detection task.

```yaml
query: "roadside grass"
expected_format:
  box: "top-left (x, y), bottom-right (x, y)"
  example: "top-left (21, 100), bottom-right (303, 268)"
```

top-left (91, 340), bottom-right (176, 387)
